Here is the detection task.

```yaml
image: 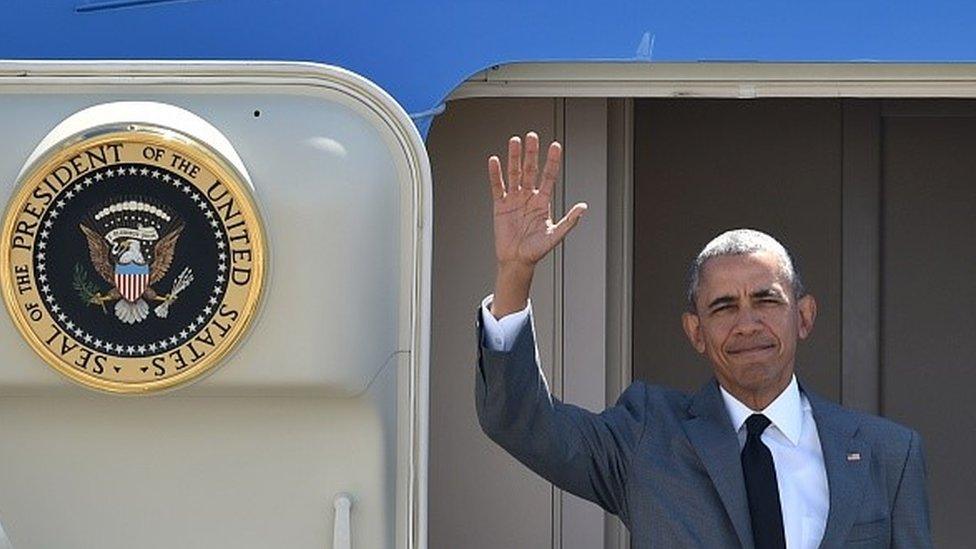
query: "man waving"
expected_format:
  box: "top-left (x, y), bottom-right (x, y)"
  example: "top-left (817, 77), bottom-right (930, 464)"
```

top-left (475, 132), bottom-right (932, 548)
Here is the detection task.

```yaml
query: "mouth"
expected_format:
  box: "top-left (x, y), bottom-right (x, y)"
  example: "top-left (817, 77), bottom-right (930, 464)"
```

top-left (726, 343), bottom-right (777, 356)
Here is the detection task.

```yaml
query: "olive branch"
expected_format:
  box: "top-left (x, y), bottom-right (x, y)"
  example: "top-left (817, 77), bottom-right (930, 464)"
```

top-left (73, 263), bottom-right (99, 303)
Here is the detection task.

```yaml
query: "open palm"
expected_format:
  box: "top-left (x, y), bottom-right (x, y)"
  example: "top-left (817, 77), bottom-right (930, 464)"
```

top-left (489, 133), bottom-right (587, 269)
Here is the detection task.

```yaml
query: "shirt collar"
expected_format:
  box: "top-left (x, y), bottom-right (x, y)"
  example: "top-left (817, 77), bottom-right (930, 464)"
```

top-left (719, 375), bottom-right (803, 446)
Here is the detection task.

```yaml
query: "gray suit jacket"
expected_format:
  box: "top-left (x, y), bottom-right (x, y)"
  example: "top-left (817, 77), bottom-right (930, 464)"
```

top-left (475, 308), bottom-right (932, 548)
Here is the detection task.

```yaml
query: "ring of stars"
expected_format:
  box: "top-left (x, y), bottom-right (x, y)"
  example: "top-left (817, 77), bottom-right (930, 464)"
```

top-left (33, 163), bottom-right (231, 360)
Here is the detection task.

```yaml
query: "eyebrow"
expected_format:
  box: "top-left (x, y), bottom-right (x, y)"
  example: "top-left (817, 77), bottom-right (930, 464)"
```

top-left (706, 288), bottom-right (785, 310)
top-left (707, 295), bottom-right (738, 310)
top-left (752, 288), bottom-right (784, 299)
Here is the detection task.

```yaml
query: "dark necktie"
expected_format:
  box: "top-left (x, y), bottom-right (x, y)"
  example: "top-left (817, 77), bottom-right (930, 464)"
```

top-left (741, 413), bottom-right (786, 549)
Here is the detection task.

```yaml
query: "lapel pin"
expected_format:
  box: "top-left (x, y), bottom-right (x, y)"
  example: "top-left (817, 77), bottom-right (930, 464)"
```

top-left (847, 452), bottom-right (861, 461)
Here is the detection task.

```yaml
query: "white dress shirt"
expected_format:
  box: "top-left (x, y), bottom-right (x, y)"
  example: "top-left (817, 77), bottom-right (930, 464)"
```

top-left (479, 295), bottom-right (533, 352)
top-left (480, 295), bottom-right (830, 549)
top-left (720, 377), bottom-right (829, 549)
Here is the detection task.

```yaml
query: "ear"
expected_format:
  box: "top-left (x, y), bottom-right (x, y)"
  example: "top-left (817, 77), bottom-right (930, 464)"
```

top-left (681, 312), bottom-right (706, 354)
top-left (797, 294), bottom-right (817, 340)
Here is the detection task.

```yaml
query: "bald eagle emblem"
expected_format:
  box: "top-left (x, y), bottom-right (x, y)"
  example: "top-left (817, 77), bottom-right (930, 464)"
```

top-left (77, 199), bottom-right (194, 324)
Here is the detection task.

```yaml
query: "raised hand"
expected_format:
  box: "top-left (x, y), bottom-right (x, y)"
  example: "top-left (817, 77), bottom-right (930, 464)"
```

top-left (488, 132), bottom-right (587, 318)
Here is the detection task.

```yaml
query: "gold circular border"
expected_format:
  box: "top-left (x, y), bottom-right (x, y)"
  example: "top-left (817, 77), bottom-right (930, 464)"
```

top-left (0, 125), bottom-right (266, 394)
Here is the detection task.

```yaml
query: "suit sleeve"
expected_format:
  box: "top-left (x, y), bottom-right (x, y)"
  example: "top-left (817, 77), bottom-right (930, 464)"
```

top-left (891, 430), bottom-right (933, 548)
top-left (474, 306), bottom-right (648, 521)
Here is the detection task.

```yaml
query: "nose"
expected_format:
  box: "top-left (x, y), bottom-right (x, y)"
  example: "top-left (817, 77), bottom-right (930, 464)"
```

top-left (732, 306), bottom-right (763, 335)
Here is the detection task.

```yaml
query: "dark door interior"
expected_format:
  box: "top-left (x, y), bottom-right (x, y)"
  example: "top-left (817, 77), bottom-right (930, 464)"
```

top-left (880, 103), bottom-right (976, 546)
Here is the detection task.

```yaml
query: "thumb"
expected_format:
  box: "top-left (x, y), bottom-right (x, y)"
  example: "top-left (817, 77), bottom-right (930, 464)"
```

top-left (551, 202), bottom-right (588, 243)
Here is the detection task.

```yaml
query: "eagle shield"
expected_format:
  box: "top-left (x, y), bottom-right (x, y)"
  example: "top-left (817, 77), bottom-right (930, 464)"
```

top-left (115, 262), bottom-right (150, 303)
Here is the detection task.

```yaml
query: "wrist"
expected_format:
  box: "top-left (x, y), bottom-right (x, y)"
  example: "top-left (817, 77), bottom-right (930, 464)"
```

top-left (496, 260), bottom-right (534, 281)
top-left (491, 261), bottom-right (534, 318)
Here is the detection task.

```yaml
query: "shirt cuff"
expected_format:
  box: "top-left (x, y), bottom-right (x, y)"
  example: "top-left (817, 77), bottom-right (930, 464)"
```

top-left (480, 294), bottom-right (531, 352)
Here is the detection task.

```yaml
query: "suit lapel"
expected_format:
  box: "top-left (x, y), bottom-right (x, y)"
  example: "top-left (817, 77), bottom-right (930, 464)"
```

top-left (683, 380), bottom-right (754, 549)
top-left (804, 386), bottom-right (869, 548)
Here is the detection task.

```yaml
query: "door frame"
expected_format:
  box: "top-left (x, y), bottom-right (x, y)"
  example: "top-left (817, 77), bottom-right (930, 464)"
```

top-left (447, 64), bottom-right (976, 548)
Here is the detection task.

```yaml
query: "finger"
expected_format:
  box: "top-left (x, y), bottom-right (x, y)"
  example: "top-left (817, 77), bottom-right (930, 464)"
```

top-left (523, 132), bottom-right (540, 189)
top-left (538, 141), bottom-right (562, 198)
top-left (550, 202), bottom-right (587, 243)
top-left (507, 136), bottom-right (522, 190)
top-left (488, 156), bottom-right (505, 199)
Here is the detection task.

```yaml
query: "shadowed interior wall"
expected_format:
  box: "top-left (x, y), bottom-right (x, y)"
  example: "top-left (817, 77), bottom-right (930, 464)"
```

top-left (881, 110), bottom-right (976, 546)
top-left (428, 98), bottom-right (558, 549)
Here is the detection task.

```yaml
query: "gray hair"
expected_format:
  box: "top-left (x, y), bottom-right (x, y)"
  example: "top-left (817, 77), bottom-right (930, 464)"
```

top-left (686, 229), bottom-right (804, 312)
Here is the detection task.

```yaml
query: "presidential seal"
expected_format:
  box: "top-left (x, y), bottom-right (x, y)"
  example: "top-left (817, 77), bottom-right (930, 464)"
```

top-left (1, 103), bottom-right (265, 394)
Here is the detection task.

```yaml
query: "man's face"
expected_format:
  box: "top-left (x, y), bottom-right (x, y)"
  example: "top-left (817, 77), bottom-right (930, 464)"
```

top-left (681, 251), bottom-right (817, 401)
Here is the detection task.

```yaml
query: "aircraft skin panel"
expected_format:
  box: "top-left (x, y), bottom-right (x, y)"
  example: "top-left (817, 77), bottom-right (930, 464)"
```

top-left (0, 61), bottom-right (431, 548)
